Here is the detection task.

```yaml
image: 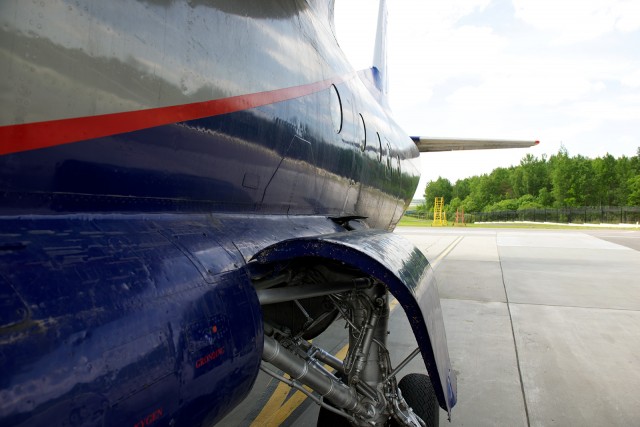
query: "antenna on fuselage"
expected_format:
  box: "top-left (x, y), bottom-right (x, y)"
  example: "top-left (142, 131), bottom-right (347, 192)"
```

top-left (373, 0), bottom-right (388, 96)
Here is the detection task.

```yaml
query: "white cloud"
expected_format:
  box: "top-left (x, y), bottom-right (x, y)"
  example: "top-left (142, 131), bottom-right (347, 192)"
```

top-left (389, 24), bottom-right (507, 111)
top-left (559, 99), bottom-right (640, 122)
top-left (513, 0), bottom-right (640, 44)
top-left (336, 1), bottom-right (640, 195)
top-left (445, 57), bottom-right (602, 108)
top-left (389, 0), bottom-right (492, 30)
top-left (622, 68), bottom-right (640, 88)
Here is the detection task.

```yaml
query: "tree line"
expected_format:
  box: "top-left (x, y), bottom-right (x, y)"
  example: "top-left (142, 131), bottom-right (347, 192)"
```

top-left (418, 147), bottom-right (640, 217)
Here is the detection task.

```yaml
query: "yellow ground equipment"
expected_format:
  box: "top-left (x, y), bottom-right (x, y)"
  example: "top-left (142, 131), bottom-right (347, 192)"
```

top-left (433, 197), bottom-right (447, 226)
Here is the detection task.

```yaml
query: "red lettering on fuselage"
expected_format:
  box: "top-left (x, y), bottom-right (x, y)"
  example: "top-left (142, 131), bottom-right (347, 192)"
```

top-left (133, 408), bottom-right (163, 427)
top-left (195, 347), bottom-right (225, 369)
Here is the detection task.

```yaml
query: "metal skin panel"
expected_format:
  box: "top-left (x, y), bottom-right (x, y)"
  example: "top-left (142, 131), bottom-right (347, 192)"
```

top-left (0, 0), bottom-right (347, 125)
top-left (0, 0), bottom-right (420, 231)
top-left (0, 0), bottom-right (455, 424)
top-left (252, 229), bottom-right (458, 416)
top-left (0, 214), bottom-right (264, 426)
top-left (0, 82), bottom-right (418, 229)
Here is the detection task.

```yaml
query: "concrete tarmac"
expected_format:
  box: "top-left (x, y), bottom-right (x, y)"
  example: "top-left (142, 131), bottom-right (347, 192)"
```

top-left (219, 227), bottom-right (640, 426)
top-left (401, 227), bottom-right (640, 427)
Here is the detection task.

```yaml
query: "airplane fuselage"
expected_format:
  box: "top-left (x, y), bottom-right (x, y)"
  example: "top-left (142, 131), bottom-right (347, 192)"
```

top-left (0, 0), bottom-right (419, 226)
top-left (0, 2), bottom-right (453, 426)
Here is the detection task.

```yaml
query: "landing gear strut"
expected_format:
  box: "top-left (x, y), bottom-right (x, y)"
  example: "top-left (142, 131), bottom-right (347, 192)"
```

top-left (256, 265), bottom-right (439, 426)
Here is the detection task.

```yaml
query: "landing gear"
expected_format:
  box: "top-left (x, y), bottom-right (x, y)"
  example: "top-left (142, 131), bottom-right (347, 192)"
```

top-left (254, 261), bottom-right (441, 426)
top-left (316, 372), bottom-right (350, 426)
top-left (395, 374), bottom-right (439, 427)
top-left (317, 373), bottom-right (440, 427)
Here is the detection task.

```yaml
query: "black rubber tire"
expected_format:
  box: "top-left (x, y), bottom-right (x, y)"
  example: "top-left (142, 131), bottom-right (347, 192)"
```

top-left (397, 373), bottom-right (439, 427)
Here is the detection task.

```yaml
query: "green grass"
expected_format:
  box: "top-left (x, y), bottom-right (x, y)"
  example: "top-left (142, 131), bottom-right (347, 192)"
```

top-left (396, 216), bottom-right (640, 230)
top-left (397, 216), bottom-right (435, 227)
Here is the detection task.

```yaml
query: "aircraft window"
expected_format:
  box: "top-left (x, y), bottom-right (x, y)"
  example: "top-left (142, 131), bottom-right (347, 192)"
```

top-left (376, 133), bottom-right (383, 162)
top-left (330, 85), bottom-right (343, 134)
top-left (358, 114), bottom-right (366, 152)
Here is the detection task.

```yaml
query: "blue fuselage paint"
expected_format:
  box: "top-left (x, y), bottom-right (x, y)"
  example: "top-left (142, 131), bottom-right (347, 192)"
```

top-left (0, 1), bottom-right (424, 425)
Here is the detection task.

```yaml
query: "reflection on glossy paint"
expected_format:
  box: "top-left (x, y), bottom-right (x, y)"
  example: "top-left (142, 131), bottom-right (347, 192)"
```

top-left (0, 1), bottom-right (436, 425)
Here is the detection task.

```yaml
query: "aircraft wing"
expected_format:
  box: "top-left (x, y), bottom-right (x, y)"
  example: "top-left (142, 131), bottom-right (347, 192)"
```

top-left (411, 137), bottom-right (539, 152)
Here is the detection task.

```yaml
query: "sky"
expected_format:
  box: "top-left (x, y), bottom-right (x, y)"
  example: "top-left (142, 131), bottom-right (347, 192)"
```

top-left (334, 0), bottom-right (640, 199)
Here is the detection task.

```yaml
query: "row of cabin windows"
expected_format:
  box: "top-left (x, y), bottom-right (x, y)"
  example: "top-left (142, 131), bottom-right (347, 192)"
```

top-left (331, 84), bottom-right (401, 176)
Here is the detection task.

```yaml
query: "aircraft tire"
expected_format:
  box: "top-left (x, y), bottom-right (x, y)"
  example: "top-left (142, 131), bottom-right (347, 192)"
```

top-left (395, 373), bottom-right (439, 427)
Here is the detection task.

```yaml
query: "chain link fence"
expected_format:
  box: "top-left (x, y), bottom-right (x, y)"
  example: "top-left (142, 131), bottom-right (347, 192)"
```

top-left (468, 206), bottom-right (640, 225)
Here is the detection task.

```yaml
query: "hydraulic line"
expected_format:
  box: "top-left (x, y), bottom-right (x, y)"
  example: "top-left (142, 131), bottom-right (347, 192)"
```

top-left (262, 335), bottom-right (373, 418)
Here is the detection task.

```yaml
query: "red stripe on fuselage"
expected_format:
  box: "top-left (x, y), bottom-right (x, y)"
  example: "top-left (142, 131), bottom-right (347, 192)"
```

top-left (0, 75), bottom-right (353, 156)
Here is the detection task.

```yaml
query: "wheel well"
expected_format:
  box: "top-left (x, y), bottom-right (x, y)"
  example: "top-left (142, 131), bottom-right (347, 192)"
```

top-left (250, 258), bottom-right (370, 339)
